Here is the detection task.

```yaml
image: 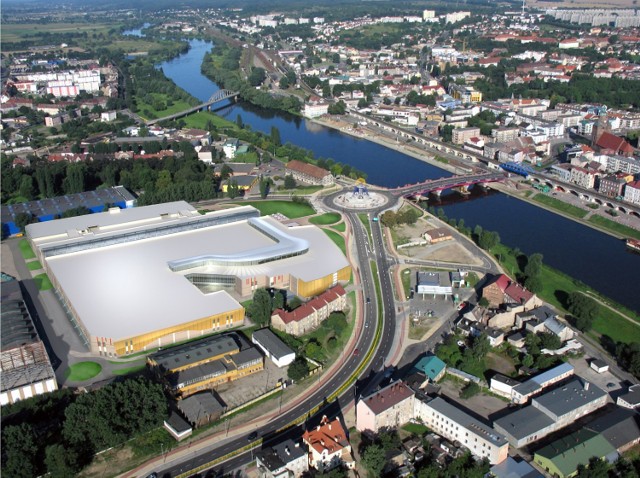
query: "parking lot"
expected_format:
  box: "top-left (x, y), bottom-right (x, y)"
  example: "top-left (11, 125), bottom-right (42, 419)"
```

top-left (567, 355), bottom-right (622, 395)
top-left (216, 356), bottom-right (289, 409)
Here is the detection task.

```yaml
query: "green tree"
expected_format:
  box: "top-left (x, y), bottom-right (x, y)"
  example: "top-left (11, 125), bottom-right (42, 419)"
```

top-left (524, 275), bottom-right (543, 294)
top-left (273, 290), bottom-right (285, 310)
top-left (155, 170), bottom-right (172, 191)
top-left (279, 76), bottom-right (290, 89)
top-left (575, 456), bottom-right (611, 477)
top-left (248, 288), bottom-right (272, 326)
top-left (362, 443), bottom-right (386, 477)
top-left (18, 175), bottom-right (34, 200)
top-left (287, 355), bottom-right (310, 381)
top-left (538, 332), bottom-right (562, 350)
top-left (248, 67), bottom-right (266, 86)
top-left (259, 177), bottom-right (271, 199)
top-left (521, 353), bottom-right (534, 368)
top-left (524, 253), bottom-right (544, 279)
top-left (236, 114), bottom-right (244, 129)
top-left (63, 162), bottom-right (87, 194)
top-left (1, 424), bottom-right (38, 478)
top-left (45, 443), bottom-right (79, 478)
top-left (478, 297), bottom-right (490, 308)
top-left (567, 292), bottom-right (597, 332)
top-left (460, 381), bottom-right (481, 399)
top-left (440, 124), bottom-right (454, 142)
top-left (270, 126), bottom-right (282, 147)
top-left (284, 174), bottom-right (296, 189)
top-left (479, 230), bottom-right (500, 250)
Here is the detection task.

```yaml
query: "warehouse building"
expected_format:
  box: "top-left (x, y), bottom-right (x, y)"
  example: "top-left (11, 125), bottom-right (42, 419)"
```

top-left (26, 202), bottom-right (350, 356)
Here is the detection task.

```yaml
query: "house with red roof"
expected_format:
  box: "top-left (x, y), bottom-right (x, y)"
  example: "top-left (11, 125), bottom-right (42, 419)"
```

top-left (481, 274), bottom-right (542, 329)
top-left (302, 416), bottom-right (355, 473)
top-left (271, 285), bottom-right (346, 336)
top-left (594, 131), bottom-right (635, 157)
top-left (356, 381), bottom-right (415, 434)
top-left (286, 160), bottom-right (334, 186)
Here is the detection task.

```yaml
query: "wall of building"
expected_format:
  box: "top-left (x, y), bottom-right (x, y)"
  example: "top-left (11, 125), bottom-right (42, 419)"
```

top-left (294, 266), bottom-right (351, 298)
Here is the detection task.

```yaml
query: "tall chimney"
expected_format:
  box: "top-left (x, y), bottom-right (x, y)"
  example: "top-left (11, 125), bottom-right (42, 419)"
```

top-left (584, 381), bottom-right (590, 391)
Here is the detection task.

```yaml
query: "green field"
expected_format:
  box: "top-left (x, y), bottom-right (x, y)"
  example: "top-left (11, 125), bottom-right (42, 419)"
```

top-left (532, 194), bottom-right (589, 219)
top-left (309, 212), bottom-right (341, 225)
top-left (491, 244), bottom-right (640, 344)
top-left (64, 361), bottom-right (102, 381)
top-left (136, 94), bottom-right (193, 120)
top-left (323, 229), bottom-right (347, 255)
top-left (19, 239), bottom-right (36, 259)
top-left (239, 200), bottom-right (315, 218)
top-left (402, 422), bottom-right (430, 436)
top-left (332, 223), bottom-right (346, 232)
top-left (588, 215), bottom-right (640, 240)
top-left (106, 39), bottom-right (164, 53)
top-left (182, 111), bottom-right (236, 130)
top-left (27, 261), bottom-right (43, 271)
top-left (2, 22), bottom-right (115, 42)
top-left (401, 268), bottom-right (412, 299)
top-left (34, 273), bottom-right (53, 291)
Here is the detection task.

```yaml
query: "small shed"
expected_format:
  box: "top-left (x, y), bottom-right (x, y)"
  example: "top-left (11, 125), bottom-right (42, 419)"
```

top-left (164, 411), bottom-right (193, 441)
top-left (252, 328), bottom-right (295, 367)
top-left (590, 359), bottom-right (609, 374)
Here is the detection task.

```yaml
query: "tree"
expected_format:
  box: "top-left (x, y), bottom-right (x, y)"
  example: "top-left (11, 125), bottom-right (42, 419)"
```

top-left (236, 114), bottom-right (244, 129)
top-left (227, 179), bottom-right (240, 199)
top-left (440, 124), bottom-right (454, 142)
top-left (575, 456), bottom-right (611, 477)
top-left (521, 353), bottom-right (534, 368)
top-left (248, 67), bottom-right (266, 86)
top-left (478, 297), bottom-right (490, 308)
top-left (478, 230), bottom-right (500, 251)
top-left (284, 174), bottom-right (296, 189)
top-left (279, 76), bottom-right (290, 89)
top-left (1, 424), bottom-right (38, 478)
top-left (270, 126), bottom-right (282, 147)
top-left (273, 290), bottom-right (285, 310)
top-left (460, 381), bottom-right (481, 399)
top-left (524, 275), bottom-right (543, 294)
top-left (63, 162), bottom-right (87, 194)
top-left (18, 175), bottom-right (34, 200)
top-left (538, 332), bottom-right (562, 350)
top-left (567, 292), bottom-right (597, 332)
top-left (362, 444), bottom-right (386, 477)
top-left (524, 253), bottom-right (544, 279)
top-left (287, 355), bottom-right (310, 381)
top-left (248, 288), bottom-right (272, 326)
top-left (45, 444), bottom-right (79, 478)
top-left (259, 177), bottom-right (271, 199)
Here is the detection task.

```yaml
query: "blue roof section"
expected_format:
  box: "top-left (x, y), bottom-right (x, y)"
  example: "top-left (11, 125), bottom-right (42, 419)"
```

top-left (412, 355), bottom-right (446, 381)
top-left (513, 363), bottom-right (574, 396)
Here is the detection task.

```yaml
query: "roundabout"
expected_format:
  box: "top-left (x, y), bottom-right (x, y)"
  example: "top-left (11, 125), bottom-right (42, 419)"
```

top-left (333, 179), bottom-right (389, 210)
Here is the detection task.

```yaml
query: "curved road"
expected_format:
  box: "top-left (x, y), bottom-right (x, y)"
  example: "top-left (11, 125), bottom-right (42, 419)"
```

top-left (150, 187), bottom-right (399, 477)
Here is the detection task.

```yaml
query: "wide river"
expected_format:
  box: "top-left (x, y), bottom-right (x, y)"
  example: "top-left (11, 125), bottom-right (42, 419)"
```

top-left (143, 36), bottom-right (640, 314)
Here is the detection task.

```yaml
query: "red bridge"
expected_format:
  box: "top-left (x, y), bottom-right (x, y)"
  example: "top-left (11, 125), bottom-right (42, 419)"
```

top-left (392, 172), bottom-right (505, 197)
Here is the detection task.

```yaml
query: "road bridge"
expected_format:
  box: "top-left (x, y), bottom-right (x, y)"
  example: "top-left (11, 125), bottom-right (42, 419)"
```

top-left (394, 172), bottom-right (505, 197)
top-left (146, 89), bottom-right (239, 126)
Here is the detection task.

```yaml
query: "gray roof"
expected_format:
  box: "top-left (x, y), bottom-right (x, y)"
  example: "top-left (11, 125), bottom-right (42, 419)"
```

top-left (233, 347), bottom-right (264, 367)
top-left (618, 384), bottom-right (640, 406)
top-left (427, 397), bottom-right (507, 446)
top-left (169, 359), bottom-right (228, 388)
top-left (417, 271), bottom-right (452, 287)
top-left (252, 328), bottom-right (294, 360)
top-left (532, 378), bottom-right (607, 418)
top-left (516, 305), bottom-right (556, 322)
top-left (178, 391), bottom-right (226, 424)
top-left (491, 373), bottom-right (520, 387)
top-left (543, 317), bottom-right (568, 336)
top-left (165, 411), bottom-right (192, 434)
top-left (257, 439), bottom-right (306, 472)
top-left (586, 407), bottom-right (640, 450)
top-left (489, 456), bottom-right (544, 478)
top-left (151, 334), bottom-right (241, 372)
top-left (493, 406), bottom-right (554, 441)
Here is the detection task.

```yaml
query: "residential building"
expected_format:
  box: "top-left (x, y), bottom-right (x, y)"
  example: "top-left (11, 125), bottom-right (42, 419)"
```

top-left (491, 127), bottom-right (520, 143)
top-left (271, 285), bottom-right (347, 336)
top-left (414, 396), bottom-right (509, 464)
top-left (416, 272), bottom-right (453, 297)
top-left (482, 274), bottom-right (540, 310)
top-left (223, 138), bottom-right (239, 159)
top-left (256, 439), bottom-right (309, 478)
top-left (533, 429), bottom-right (617, 478)
top-left (304, 97), bottom-right (329, 118)
top-left (356, 381), bottom-right (415, 433)
top-left (624, 180), bottom-right (640, 205)
top-left (604, 155), bottom-right (640, 175)
top-left (285, 160), bottom-right (334, 186)
top-left (617, 384), bottom-right (640, 409)
top-left (252, 328), bottom-right (295, 368)
top-left (448, 84), bottom-right (483, 103)
top-left (411, 355), bottom-right (446, 383)
top-left (1, 281), bottom-right (57, 405)
top-left (452, 127), bottom-right (481, 145)
top-left (594, 131), bottom-right (635, 157)
top-left (302, 416), bottom-right (355, 473)
top-left (598, 174), bottom-right (627, 198)
top-left (494, 377), bottom-right (609, 448)
top-left (570, 166), bottom-right (599, 189)
top-left (542, 317), bottom-right (575, 343)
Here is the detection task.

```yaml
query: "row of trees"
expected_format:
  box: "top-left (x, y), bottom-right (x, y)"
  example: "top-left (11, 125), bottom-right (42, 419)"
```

top-left (1, 378), bottom-right (165, 478)
top-left (380, 207), bottom-right (421, 228)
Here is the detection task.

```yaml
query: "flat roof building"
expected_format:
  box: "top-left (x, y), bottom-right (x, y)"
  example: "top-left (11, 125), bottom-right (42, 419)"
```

top-left (252, 328), bottom-right (295, 368)
top-left (26, 202), bottom-right (350, 356)
top-left (416, 272), bottom-right (452, 297)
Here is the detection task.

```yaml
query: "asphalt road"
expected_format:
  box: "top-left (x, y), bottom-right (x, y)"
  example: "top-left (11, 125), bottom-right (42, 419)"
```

top-left (154, 189), bottom-right (398, 478)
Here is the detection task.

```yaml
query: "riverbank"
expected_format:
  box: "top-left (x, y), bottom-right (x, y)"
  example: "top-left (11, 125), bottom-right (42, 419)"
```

top-left (311, 116), bottom-right (640, 241)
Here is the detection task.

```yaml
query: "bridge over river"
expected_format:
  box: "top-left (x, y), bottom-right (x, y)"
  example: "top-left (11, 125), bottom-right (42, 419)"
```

top-left (392, 172), bottom-right (505, 197)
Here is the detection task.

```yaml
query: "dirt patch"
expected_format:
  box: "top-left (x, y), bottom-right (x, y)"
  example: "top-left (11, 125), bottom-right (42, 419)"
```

top-left (439, 379), bottom-right (508, 421)
top-left (78, 446), bottom-right (134, 478)
top-left (486, 352), bottom-right (516, 376)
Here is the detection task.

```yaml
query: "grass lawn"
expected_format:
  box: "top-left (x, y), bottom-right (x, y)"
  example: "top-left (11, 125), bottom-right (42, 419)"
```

top-left (309, 212), bottom-right (341, 225)
top-left (19, 239), bottom-right (36, 259)
top-left (34, 273), bottom-right (53, 291)
top-left (491, 244), bottom-right (640, 344)
top-left (26, 260), bottom-right (43, 271)
top-left (106, 39), bottom-right (165, 53)
top-left (233, 152), bottom-right (259, 164)
top-left (402, 422), bottom-right (430, 436)
top-left (64, 361), bottom-right (102, 381)
top-left (323, 229), bottom-right (347, 255)
top-left (182, 111), bottom-right (234, 130)
top-left (239, 200), bottom-right (315, 218)
top-left (588, 215), bottom-right (640, 240)
top-left (2, 22), bottom-right (115, 42)
top-left (136, 94), bottom-right (194, 120)
top-left (532, 194), bottom-right (588, 219)
top-left (332, 222), bottom-right (346, 232)
top-left (112, 365), bottom-right (146, 376)
top-left (401, 268), bottom-right (412, 299)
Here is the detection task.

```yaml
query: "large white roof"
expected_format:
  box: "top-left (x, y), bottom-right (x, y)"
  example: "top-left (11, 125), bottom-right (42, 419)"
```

top-left (41, 205), bottom-right (348, 341)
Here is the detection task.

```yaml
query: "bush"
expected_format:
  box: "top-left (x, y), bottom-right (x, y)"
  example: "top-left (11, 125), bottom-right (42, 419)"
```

top-left (460, 382), bottom-right (481, 399)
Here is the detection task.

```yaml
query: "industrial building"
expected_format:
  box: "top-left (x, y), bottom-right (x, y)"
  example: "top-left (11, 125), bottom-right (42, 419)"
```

top-left (26, 202), bottom-right (350, 356)
top-left (416, 271), bottom-right (452, 297)
top-left (1, 281), bottom-right (57, 405)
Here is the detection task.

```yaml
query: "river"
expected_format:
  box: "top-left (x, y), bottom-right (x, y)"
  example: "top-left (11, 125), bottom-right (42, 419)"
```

top-left (127, 32), bottom-right (640, 314)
